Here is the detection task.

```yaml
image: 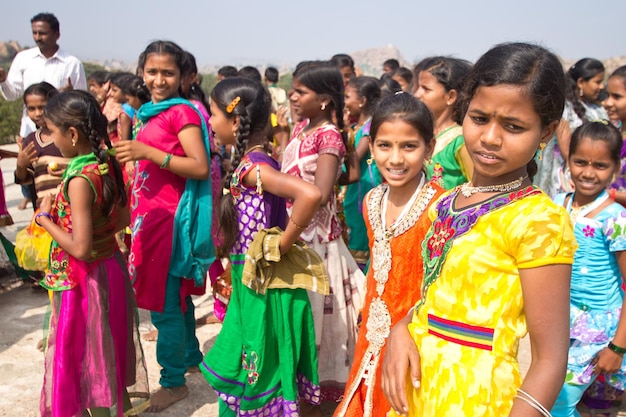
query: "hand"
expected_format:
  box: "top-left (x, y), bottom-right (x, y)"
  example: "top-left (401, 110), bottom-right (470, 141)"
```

top-left (39, 193), bottom-right (54, 213)
top-left (277, 106), bottom-right (289, 129)
top-left (125, 161), bottom-right (135, 178)
top-left (382, 320), bottom-right (421, 416)
top-left (593, 347), bottom-right (624, 375)
top-left (16, 142), bottom-right (37, 169)
top-left (0, 67), bottom-right (6, 83)
top-left (113, 140), bottom-right (149, 163)
top-left (47, 165), bottom-right (65, 177)
top-left (60, 77), bottom-right (74, 92)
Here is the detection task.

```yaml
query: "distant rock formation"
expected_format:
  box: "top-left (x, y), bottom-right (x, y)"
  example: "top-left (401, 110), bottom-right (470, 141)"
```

top-left (351, 44), bottom-right (409, 76)
top-left (0, 41), bottom-right (23, 64)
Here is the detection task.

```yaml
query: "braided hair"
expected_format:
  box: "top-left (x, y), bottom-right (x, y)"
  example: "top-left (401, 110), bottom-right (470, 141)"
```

top-left (210, 77), bottom-right (271, 255)
top-left (44, 90), bottom-right (127, 215)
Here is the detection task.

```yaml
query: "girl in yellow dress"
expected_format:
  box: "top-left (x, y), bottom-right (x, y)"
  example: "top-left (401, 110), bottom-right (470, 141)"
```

top-left (382, 42), bottom-right (578, 417)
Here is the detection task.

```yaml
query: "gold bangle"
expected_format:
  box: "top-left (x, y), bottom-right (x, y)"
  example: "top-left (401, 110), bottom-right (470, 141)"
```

top-left (289, 217), bottom-right (308, 230)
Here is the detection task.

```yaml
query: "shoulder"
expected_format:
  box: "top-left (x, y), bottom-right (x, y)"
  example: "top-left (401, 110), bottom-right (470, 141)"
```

top-left (315, 124), bottom-right (345, 151)
top-left (165, 104), bottom-right (202, 127)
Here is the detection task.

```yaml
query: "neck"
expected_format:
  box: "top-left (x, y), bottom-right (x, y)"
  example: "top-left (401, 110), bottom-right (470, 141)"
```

top-left (572, 191), bottom-right (604, 208)
top-left (357, 113), bottom-right (370, 127)
top-left (307, 114), bottom-right (331, 129)
top-left (387, 173), bottom-right (424, 207)
top-left (40, 44), bottom-right (59, 59)
top-left (433, 112), bottom-right (456, 136)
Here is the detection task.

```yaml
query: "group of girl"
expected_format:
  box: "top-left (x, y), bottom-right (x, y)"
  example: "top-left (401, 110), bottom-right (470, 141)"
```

top-left (33, 33), bottom-right (626, 417)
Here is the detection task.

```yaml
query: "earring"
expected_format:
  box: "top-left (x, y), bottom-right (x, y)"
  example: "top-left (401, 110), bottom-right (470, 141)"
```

top-left (321, 102), bottom-right (326, 111)
top-left (579, 88), bottom-right (584, 97)
top-left (233, 131), bottom-right (237, 138)
top-left (72, 139), bottom-right (76, 147)
top-left (537, 142), bottom-right (547, 160)
top-left (366, 156), bottom-right (374, 165)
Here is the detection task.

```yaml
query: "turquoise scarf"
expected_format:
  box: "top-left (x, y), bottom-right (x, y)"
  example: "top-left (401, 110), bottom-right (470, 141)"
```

top-left (138, 97), bottom-right (215, 286)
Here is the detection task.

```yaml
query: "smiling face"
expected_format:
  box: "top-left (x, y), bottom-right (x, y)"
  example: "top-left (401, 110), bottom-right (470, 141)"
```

top-left (569, 137), bottom-right (618, 204)
top-left (578, 72), bottom-right (605, 102)
top-left (344, 85), bottom-right (363, 119)
top-left (25, 94), bottom-right (48, 128)
top-left (108, 83), bottom-right (125, 104)
top-left (143, 53), bottom-right (181, 103)
top-left (604, 76), bottom-right (626, 125)
top-left (369, 119), bottom-right (432, 194)
top-left (463, 84), bottom-right (554, 186)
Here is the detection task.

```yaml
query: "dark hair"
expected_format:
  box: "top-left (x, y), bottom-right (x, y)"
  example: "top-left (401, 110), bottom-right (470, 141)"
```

top-left (140, 40), bottom-right (186, 96)
top-left (331, 54), bottom-right (355, 71)
top-left (23, 81), bottom-right (58, 103)
top-left (87, 70), bottom-right (110, 86)
top-left (570, 121), bottom-right (623, 166)
top-left (218, 66), bottom-right (238, 78)
top-left (210, 77), bottom-right (271, 254)
top-left (108, 72), bottom-right (133, 89)
top-left (293, 60), bottom-right (347, 144)
top-left (44, 90), bottom-right (127, 215)
top-left (566, 58), bottom-right (605, 121)
top-left (416, 56), bottom-right (473, 123)
top-left (383, 59), bottom-right (400, 72)
top-left (31, 12), bottom-right (59, 33)
top-left (378, 74), bottom-right (403, 98)
top-left (347, 76), bottom-right (381, 117)
top-left (117, 75), bottom-right (150, 104)
top-left (180, 51), bottom-right (210, 113)
top-left (265, 67), bottom-right (279, 83)
top-left (370, 92), bottom-right (434, 146)
top-left (394, 67), bottom-right (414, 89)
top-left (238, 66), bottom-right (262, 83)
top-left (609, 66), bottom-right (626, 88)
top-left (457, 42), bottom-right (566, 180)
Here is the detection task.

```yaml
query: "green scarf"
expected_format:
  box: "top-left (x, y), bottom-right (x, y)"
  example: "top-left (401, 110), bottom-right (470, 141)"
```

top-left (137, 97), bottom-right (215, 286)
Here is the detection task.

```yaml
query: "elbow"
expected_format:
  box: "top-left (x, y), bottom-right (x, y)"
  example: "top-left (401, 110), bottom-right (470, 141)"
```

top-left (192, 164), bottom-right (210, 180)
top-left (73, 245), bottom-right (93, 261)
top-left (307, 186), bottom-right (323, 211)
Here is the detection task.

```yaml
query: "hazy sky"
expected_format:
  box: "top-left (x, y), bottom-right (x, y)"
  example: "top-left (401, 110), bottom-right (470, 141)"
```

top-left (3, 0), bottom-right (624, 70)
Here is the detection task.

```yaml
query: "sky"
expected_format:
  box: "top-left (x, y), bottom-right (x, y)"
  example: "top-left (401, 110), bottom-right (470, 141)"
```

top-left (2, 0), bottom-right (625, 71)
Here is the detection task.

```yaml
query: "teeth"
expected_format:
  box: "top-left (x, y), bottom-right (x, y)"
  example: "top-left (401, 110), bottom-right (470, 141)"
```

top-left (480, 153), bottom-right (497, 159)
top-left (388, 169), bottom-right (405, 174)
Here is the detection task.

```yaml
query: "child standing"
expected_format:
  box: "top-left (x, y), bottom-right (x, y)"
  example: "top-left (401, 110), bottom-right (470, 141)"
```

top-left (37, 90), bottom-right (148, 417)
top-left (551, 122), bottom-right (626, 417)
top-left (201, 77), bottom-right (324, 416)
top-left (605, 66), bottom-right (626, 206)
top-left (342, 76), bottom-right (382, 269)
top-left (334, 93), bottom-right (445, 417)
top-left (282, 60), bottom-right (366, 404)
top-left (113, 40), bottom-right (214, 413)
top-left (382, 42), bottom-right (577, 417)
top-left (414, 56), bottom-right (473, 189)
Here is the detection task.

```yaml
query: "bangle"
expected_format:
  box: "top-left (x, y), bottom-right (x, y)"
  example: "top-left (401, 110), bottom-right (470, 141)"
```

top-left (289, 217), bottom-right (308, 230)
top-left (608, 341), bottom-right (626, 354)
top-left (34, 211), bottom-right (53, 226)
top-left (160, 153), bottom-right (173, 169)
top-left (610, 188), bottom-right (617, 201)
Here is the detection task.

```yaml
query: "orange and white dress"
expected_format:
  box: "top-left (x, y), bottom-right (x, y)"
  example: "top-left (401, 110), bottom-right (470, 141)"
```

top-left (390, 186), bottom-right (576, 417)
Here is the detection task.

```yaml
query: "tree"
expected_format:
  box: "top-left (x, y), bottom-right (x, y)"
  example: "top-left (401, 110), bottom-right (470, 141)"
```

top-left (0, 97), bottom-right (22, 144)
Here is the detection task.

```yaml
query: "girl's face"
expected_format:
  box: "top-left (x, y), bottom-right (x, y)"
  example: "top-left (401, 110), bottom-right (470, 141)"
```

top-left (209, 99), bottom-right (236, 146)
top-left (108, 83), bottom-right (125, 104)
top-left (414, 71), bottom-right (451, 120)
top-left (604, 76), bottom-right (626, 124)
top-left (88, 80), bottom-right (109, 102)
top-left (344, 85), bottom-right (363, 119)
top-left (369, 119), bottom-right (432, 192)
top-left (143, 53), bottom-right (181, 103)
top-left (25, 94), bottom-right (47, 128)
top-left (45, 118), bottom-right (78, 158)
top-left (463, 84), bottom-right (555, 185)
top-left (339, 66), bottom-right (355, 87)
top-left (125, 94), bottom-right (142, 110)
top-left (392, 74), bottom-right (410, 92)
top-left (180, 72), bottom-right (197, 96)
top-left (290, 78), bottom-right (325, 119)
top-left (578, 72), bottom-right (605, 102)
top-left (569, 137), bottom-right (618, 201)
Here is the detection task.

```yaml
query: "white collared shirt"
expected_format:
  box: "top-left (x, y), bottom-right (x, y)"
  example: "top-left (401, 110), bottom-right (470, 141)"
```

top-left (0, 46), bottom-right (87, 137)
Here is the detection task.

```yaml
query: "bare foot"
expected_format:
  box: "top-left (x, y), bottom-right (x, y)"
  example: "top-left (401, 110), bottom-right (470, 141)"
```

top-left (142, 329), bottom-right (158, 342)
top-left (195, 313), bottom-right (221, 326)
top-left (145, 385), bottom-right (189, 413)
top-left (36, 338), bottom-right (44, 352)
top-left (186, 365), bottom-right (201, 374)
top-left (17, 198), bottom-right (29, 210)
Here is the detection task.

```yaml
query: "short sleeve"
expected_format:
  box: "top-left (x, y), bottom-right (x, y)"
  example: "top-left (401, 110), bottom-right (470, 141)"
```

top-left (167, 104), bottom-right (202, 134)
top-left (315, 125), bottom-right (345, 159)
top-left (603, 210), bottom-right (626, 253)
top-left (507, 195), bottom-right (577, 269)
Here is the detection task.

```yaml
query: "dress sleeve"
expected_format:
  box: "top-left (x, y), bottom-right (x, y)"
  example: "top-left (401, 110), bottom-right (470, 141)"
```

top-left (169, 104), bottom-right (202, 134)
top-left (603, 210), bottom-right (626, 253)
top-left (315, 125), bottom-right (345, 159)
top-left (509, 196), bottom-right (577, 269)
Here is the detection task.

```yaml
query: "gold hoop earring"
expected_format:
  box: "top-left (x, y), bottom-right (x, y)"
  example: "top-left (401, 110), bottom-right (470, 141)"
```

top-left (537, 142), bottom-right (547, 160)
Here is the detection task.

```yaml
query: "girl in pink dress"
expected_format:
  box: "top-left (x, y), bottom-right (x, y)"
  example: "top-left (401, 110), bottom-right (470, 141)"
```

top-left (282, 61), bottom-right (366, 408)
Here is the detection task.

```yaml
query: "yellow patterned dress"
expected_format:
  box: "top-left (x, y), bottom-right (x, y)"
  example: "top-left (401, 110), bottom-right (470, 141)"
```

top-left (390, 186), bottom-right (576, 417)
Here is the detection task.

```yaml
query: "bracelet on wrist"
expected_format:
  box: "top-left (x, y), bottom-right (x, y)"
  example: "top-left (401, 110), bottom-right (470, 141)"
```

top-left (34, 211), bottom-right (54, 226)
top-left (610, 188), bottom-right (617, 201)
top-left (608, 341), bottom-right (626, 355)
top-left (289, 217), bottom-right (308, 230)
top-left (160, 153), bottom-right (173, 169)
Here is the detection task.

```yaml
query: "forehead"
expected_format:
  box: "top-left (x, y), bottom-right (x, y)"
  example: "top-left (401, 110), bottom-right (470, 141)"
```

top-left (144, 53), bottom-right (179, 69)
top-left (25, 94), bottom-right (47, 105)
top-left (469, 85), bottom-right (534, 114)
top-left (31, 21), bottom-right (54, 33)
top-left (608, 76), bottom-right (626, 92)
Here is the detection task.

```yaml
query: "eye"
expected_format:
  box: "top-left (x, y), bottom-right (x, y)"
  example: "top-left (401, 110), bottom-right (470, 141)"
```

top-left (469, 116), bottom-right (487, 124)
top-left (503, 123), bottom-right (524, 132)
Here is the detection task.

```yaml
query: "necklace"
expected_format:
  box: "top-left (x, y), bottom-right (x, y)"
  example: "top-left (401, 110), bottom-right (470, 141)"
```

top-left (244, 144), bottom-right (265, 156)
top-left (460, 175), bottom-right (528, 198)
top-left (568, 191), bottom-right (608, 224)
top-left (297, 120), bottom-right (330, 140)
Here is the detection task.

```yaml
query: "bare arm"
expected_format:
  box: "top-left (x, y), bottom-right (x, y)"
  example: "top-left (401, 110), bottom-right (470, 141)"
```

top-left (38, 178), bottom-right (95, 261)
top-left (508, 263), bottom-right (571, 417)
top-left (315, 153), bottom-right (340, 206)
top-left (114, 124), bottom-right (209, 180)
top-left (555, 119), bottom-right (571, 161)
top-left (118, 112), bottom-right (132, 142)
top-left (241, 163), bottom-right (321, 254)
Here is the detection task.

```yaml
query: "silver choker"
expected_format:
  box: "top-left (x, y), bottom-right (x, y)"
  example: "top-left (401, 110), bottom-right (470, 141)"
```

top-left (460, 176), bottom-right (528, 198)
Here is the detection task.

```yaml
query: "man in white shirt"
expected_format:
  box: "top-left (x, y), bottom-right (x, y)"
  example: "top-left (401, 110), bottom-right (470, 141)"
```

top-left (0, 12), bottom-right (87, 137)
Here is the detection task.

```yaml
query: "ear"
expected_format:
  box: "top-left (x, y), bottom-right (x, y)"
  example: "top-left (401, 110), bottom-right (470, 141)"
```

top-left (446, 89), bottom-right (458, 106)
top-left (576, 77), bottom-right (585, 90)
top-left (540, 120), bottom-right (559, 144)
top-left (425, 138), bottom-right (435, 160)
top-left (360, 96), bottom-right (367, 108)
top-left (232, 114), bottom-right (240, 133)
top-left (67, 126), bottom-right (80, 144)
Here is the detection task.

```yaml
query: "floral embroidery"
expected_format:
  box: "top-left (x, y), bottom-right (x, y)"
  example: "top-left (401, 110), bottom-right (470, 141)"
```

top-left (427, 216), bottom-right (455, 259)
top-left (241, 351), bottom-right (259, 385)
top-left (583, 225), bottom-right (595, 238)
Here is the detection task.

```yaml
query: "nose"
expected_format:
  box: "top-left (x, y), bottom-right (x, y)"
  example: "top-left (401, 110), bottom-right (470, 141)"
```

top-left (480, 121), bottom-right (502, 147)
top-left (389, 145), bottom-right (403, 164)
top-left (414, 87), bottom-right (424, 99)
